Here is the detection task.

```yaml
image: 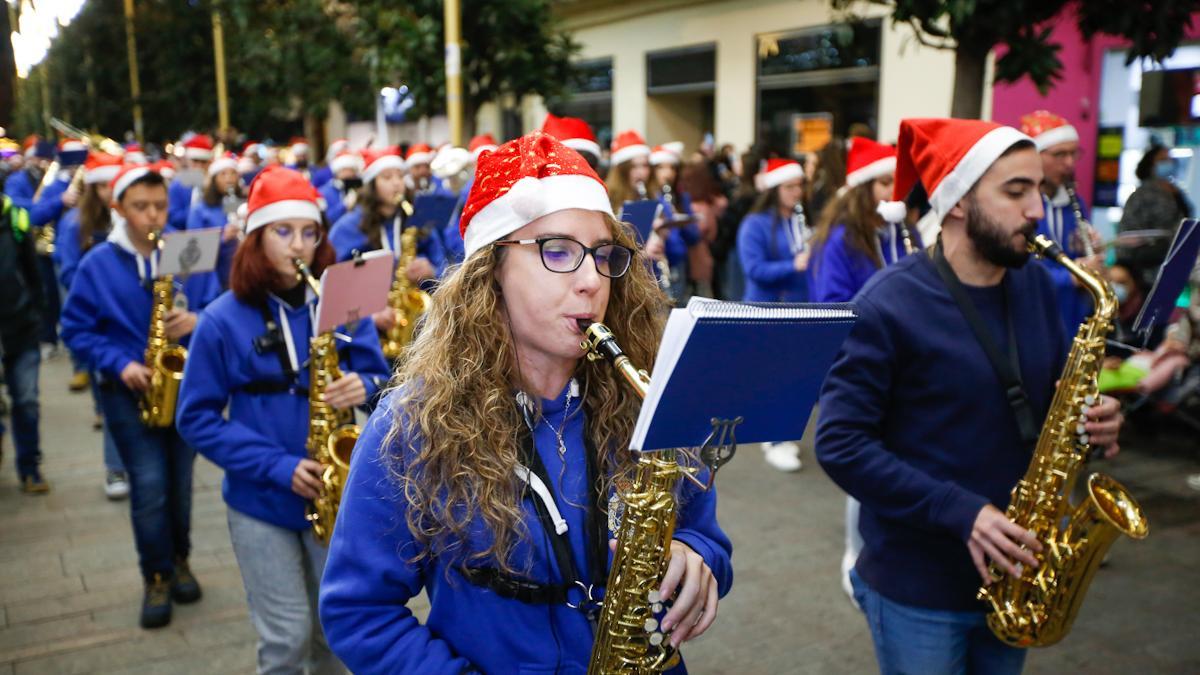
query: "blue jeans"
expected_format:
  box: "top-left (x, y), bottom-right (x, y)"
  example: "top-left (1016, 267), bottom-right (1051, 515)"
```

top-left (83, 364), bottom-right (124, 473)
top-left (37, 254), bottom-right (60, 346)
top-left (3, 346), bottom-right (42, 478)
top-left (849, 569), bottom-right (1027, 675)
top-left (98, 382), bottom-right (194, 579)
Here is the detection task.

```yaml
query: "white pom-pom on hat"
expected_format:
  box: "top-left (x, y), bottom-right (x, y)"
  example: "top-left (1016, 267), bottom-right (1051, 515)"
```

top-left (507, 176), bottom-right (547, 222)
top-left (876, 200), bottom-right (908, 224)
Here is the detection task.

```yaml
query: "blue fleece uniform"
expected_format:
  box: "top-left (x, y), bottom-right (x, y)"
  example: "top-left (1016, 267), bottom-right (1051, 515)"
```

top-left (168, 179), bottom-right (198, 232)
top-left (319, 384), bottom-right (734, 674)
top-left (318, 180), bottom-right (351, 226)
top-left (185, 201), bottom-right (236, 288)
top-left (815, 252), bottom-right (1069, 611)
top-left (4, 169), bottom-right (38, 211)
top-left (60, 242), bottom-right (221, 382)
top-left (310, 165), bottom-right (333, 189)
top-left (30, 174), bottom-right (70, 227)
top-left (53, 208), bottom-right (107, 290)
top-left (441, 175), bottom-right (473, 267)
top-left (329, 207), bottom-right (446, 277)
top-left (175, 290), bottom-right (390, 531)
top-left (811, 223), bottom-right (921, 302)
top-left (1037, 190), bottom-right (1093, 333)
top-left (736, 211), bottom-right (809, 301)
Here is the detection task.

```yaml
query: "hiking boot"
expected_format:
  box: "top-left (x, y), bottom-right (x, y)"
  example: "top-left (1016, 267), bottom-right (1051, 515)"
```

top-left (69, 371), bottom-right (90, 392)
top-left (141, 574), bottom-right (172, 629)
top-left (171, 558), bottom-right (202, 604)
top-left (21, 471), bottom-right (50, 494)
top-left (92, 414), bottom-right (104, 431)
top-left (104, 471), bottom-right (130, 500)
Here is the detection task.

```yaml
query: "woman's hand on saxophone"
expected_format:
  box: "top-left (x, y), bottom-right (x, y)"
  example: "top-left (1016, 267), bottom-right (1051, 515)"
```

top-left (291, 458), bottom-right (324, 499)
top-left (325, 373), bottom-right (367, 410)
top-left (658, 539), bottom-right (720, 648)
top-left (969, 505), bottom-right (1043, 584)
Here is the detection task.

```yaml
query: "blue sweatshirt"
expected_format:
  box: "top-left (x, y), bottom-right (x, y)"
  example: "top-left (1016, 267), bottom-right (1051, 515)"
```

top-left (811, 223), bottom-right (921, 302)
top-left (175, 290), bottom-right (391, 531)
top-left (1037, 190), bottom-right (1093, 333)
top-left (60, 239), bottom-right (221, 383)
top-left (4, 169), bottom-right (37, 211)
top-left (318, 180), bottom-right (350, 226)
top-left (311, 165), bottom-right (333, 189)
top-left (736, 211), bottom-right (809, 302)
top-left (53, 208), bottom-right (107, 290)
top-left (185, 201), bottom-right (236, 288)
top-left (329, 207), bottom-right (446, 276)
top-left (30, 175), bottom-right (70, 227)
top-left (815, 251), bottom-right (1068, 611)
top-left (168, 179), bottom-right (198, 232)
top-left (319, 384), bottom-right (734, 674)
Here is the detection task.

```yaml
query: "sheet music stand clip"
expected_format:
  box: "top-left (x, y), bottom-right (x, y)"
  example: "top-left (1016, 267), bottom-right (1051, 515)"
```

top-left (686, 416), bottom-right (742, 491)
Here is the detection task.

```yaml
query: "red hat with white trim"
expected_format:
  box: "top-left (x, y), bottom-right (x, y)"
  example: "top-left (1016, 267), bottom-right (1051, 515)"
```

top-left (109, 164), bottom-right (160, 205)
top-left (183, 134), bottom-right (215, 161)
top-left (541, 114), bottom-right (601, 160)
top-left (459, 131), bottom-right (613, 259)
top-left (845, 137), bottom-right (897, 188)
top-left (207, 152), bottom-right (238, 177)
top-left (84, 153), bottom-right (123, 185)
top-left (757, 158), bottom-right (804, 190)
top-left (243, 165), bottom-right (322, 234)
top-left (1019, 110), bottom-right (1079, 152)
top-left (123, 143), bottom-right (148, 165)
top-left (362, 147), bottom-right (405, 184)
top-left (609, 130), bottom-right (650, 166)
top-left (325, 138), bottom-right (349, 163)
top-left (469, 133), bottom-right (499, 160)
top-left (289, 136), bottom-right (310, 156)
top-left (877, 118), bottom-right (1032, 225)
top-left (650, 142), bottom-right (684, 166)
top-left (330, 149), bottom-right (364, 175)
top-left (405, 143), bottom-right (434, 166)
top-left (151, 160), bottom-right (175, 180)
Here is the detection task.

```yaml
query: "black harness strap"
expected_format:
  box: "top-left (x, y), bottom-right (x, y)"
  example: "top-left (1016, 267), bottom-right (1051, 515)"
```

top-left (241, 302), bottom-right (306, 398)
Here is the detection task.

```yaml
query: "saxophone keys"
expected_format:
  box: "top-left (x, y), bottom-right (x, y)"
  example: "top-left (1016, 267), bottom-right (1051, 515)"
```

top-left (644, 617), bottom-right (659, 632)
top-left (649, 631), bottom-right (665, 646)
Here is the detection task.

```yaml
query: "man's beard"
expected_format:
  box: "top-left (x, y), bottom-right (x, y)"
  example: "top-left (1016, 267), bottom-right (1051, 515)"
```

top-left (966, 198), bottom-right (1036, 269)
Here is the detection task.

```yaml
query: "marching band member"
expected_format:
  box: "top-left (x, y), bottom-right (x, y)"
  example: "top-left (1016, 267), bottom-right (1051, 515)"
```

top-left (287, 136), bottom-right (312, 180)
top-left (318, 148), bottom-right (364, 226)
top-left (440, 134), bottom-right (499, 266)
top-left (651, 142), bottom-right (702, 301)
top-left (3, 137), bottom-right (54, 212)
top-left (319, 131), bottom-right (731, 674)
top-left (310, 138), bottom-right (348, 189)
top-left (605, 130), bottom-right (671, 279)
top-left (541, 113), bottom-right (602, 172)
top-left (61, 165), bottom-right (221, 629)
top-left (176, 166), bottom-right (388, 673)
top-left (55, 152), bottom-right (130, 500)
top-left (240, 141), bottom-right (265, 185)
top-left (168, 134), bottom-right (215, 231)
top-left (1020, 111), bottom-right (1097, 332)
top-left (404, 142), bottom-right (447, 195)
top-left (185, 152), bottom-right (245, 288)
top-left (816, 119), bottom-right (1124, 675)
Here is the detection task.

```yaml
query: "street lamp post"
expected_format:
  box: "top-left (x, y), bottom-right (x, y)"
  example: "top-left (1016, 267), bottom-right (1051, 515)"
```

top-left (122, 0), bottom-right (143, 142)
top-left (211, 4), bottom-right (229, 133)
top-left (444, 0), bottom-right (462, 146)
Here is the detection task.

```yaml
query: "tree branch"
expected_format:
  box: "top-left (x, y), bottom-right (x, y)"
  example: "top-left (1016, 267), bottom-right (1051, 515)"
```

top-left (907, 17), bottom-right (956, 50)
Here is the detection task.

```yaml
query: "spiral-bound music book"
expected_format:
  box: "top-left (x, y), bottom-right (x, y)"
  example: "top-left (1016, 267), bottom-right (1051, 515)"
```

top-left (1134, 218), bottom-right (1200, 333)
top-left (619, 199), bottom-right (663, 245)
top-left (632, 297), bottom-right (858, 451)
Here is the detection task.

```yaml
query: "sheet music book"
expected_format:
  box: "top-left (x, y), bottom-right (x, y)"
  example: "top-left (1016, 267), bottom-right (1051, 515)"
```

top-left (619, 200), bottom-right (662, 245)
top-left (631, 297), bottom-right (858, 451)
top-left (158, 227), bottom-right (222, 277)
top-left (316, 250), bottom-right (393, 334)
top-left (1133, 218), bottom-right (1200, 333)
top-left (409, 193), bottom-right (459, 233)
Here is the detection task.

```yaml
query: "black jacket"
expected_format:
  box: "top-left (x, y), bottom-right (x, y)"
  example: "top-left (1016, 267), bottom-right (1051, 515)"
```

top-left (0, 196), bottom-right (42, 355)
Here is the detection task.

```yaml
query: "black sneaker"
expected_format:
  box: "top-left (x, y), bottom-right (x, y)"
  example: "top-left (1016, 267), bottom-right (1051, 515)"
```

top-left (141, 573), bottom-right (172, 629)
top-left (171, 558), bottom-right (202, 604)
top-left (20, 472), bottom-right (50, 494)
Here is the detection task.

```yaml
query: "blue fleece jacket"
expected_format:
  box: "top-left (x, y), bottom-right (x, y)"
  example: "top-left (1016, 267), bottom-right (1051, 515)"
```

top-left (53, 208), bottom-right (107, 290)
top-left (185, 201), bottom-right (236, 288)
top-left (310, 165), bottom-right (333, 189)
top-left (318, 180), bottom-right (350, 226)
top-left (167, 179), bottom-right (198, 232)
top-left (60, 241), bottom-right (221, 383)
top-left (736, 211), bottom-right (809, 301)
top-left (175, 290), bottom-right (390, 531)
top-left (319, 384), bottom-right (734, 674)
top-left (30, 175), bottom-right (70, 227)
top-left (811, 223), bottom-right (922, 302)
top-left (3, 168), bottom-right (37, 211)
top-left (329, 207), bottom-right (446, 276)
top-left (815, 251), bottom-right (1069, 611)
top-left (1037, 191), bottom-right (1093, 333)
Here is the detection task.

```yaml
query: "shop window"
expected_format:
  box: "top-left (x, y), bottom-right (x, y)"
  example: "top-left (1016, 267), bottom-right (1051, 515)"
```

top-left (647, 44), bottom-right (716, 95)
top-left (547, 57), bottom-right (614, 149)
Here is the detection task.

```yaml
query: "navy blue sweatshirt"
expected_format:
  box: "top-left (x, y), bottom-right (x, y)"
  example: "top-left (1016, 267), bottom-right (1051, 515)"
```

top-left (815, 250), bottom-right (1068, 611)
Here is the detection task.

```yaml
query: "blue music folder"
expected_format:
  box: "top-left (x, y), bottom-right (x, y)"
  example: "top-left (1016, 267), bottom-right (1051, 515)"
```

top-left (1134, 218), bottom-right (1200, 333)
top-left (631, 297), bottom-right (858, 451)
top-left (619, 200), bottom-right (662, 245)
top-left (409, 193), bottom-right (459, 233)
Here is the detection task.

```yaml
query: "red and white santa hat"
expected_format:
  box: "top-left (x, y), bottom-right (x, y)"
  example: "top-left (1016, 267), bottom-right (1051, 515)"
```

top-left (650, 142), bottom-right (685, 166)
top-left (459, 131), bottom-right (613, 259)
top-left (289, 136), bottom-right (310, 156)
top-left (84, 153), bottom-right (123, 185)
top-left (207, 152), bottom-right (238, 177)
top-left (610, 130), bottom-right (650, 167)
top-left (757, 158), bottom-right (804, 191)
top-left (325, 138), bottom-right (349, 163)
top-left (123, 143), bottom-right (148, 165)
top-left (845, 137), bottom-right (897, 188)
top-left (1019, 110), bottom-right (1079, 152)
top-left (109, 164), bottom-right (160, 205)
top-left (330, 149), bottom-right (364, 175)
top-left (361, 147), bottom-right (405, 184)
top-left (469, 133), bottom-right (499, 160)
top-left (151, 160), bottom-right (175, 180)
top-left (541, 114), bottom-right (601, 160)
top-left (876, 118), bottom-right (1032, 225)
top-left (405, 143), bottom-right (435, 166)
top-left (243, 165), bottom-right (323, 234)
top-left (182, 134), bottom-right (215, 161)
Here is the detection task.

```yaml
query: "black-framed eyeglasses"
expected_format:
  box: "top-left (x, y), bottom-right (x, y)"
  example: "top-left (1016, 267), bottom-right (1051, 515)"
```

top-left (493, 237), bottom-right (634, 278)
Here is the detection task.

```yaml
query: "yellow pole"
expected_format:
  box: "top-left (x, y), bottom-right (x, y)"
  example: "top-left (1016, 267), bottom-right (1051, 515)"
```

top-left (211, 5), bottom-right (230, 132)
top-left (443, 0), bottom-right (462, 146)
top-left (122, 0), bottom-right (144, 142)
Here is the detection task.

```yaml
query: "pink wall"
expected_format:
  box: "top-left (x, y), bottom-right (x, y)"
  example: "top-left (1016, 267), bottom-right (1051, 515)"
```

top-left (991, 8), bottom-right (1200, 205)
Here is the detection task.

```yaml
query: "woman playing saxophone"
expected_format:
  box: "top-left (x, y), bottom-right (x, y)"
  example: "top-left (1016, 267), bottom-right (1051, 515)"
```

top-left (319, 132), bottom-right (732, 674)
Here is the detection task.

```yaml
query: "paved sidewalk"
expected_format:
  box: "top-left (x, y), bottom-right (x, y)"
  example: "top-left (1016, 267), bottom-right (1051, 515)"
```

top-left (1, 353), bottom-right (1197, 673)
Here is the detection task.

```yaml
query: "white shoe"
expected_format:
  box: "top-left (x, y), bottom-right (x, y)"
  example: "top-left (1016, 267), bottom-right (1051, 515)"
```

top-left (105, 471), bottom-right (130, 500)
top-left (1187, 474), bottom-right (1200, 491)
top-left (762, 442), bottom-right (802, 472)
top-left (841, 550), bottom-right (860, 609)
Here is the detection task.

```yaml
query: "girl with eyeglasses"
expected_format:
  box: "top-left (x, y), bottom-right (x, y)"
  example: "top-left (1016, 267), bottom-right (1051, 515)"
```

top-left (176, 166), bottom-right (389, 673)
top-left (319, 132), bottom-right (732, 674)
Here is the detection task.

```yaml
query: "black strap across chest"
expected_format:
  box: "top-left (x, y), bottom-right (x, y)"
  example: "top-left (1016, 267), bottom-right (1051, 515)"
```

top-left (237, 302), bottom-right (306, 397)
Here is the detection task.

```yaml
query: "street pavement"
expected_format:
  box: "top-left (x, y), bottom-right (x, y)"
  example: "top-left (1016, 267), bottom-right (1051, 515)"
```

top-left (1, 352), bottom-right (1197, 673)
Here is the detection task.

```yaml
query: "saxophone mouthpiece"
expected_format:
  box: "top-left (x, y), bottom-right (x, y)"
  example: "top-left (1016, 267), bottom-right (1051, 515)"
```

top-left (576, 318), bottom-right (594, 332)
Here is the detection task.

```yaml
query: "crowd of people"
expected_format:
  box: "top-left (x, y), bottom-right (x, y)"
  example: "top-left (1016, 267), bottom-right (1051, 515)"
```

top-left (0, 103), bottom-right (1195, 675)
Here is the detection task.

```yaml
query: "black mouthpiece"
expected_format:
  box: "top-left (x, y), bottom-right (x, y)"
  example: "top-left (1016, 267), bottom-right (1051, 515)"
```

top-left (576, 318), bottom-right (594, 332)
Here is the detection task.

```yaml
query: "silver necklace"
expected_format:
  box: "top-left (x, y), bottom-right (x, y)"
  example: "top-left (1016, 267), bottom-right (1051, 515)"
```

top-left (542, 380), bottom-right (576, 459)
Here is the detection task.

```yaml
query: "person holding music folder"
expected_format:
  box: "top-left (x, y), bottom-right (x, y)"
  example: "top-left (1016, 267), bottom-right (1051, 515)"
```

top-left (176, 166), bottom-right (387, 673)
top-left (60, 165), bottom-right (220, 629)
top-left (318, 131), bottom-right (732, 674)
top-left (185, 152), bottom-right (245, 289)
top-left (651, 142), bottom-right (703, 302)
top-left (606, 130), bottom-right (671, 281)
top-left (168, 134), bottom-right (215, 231)
top-left (816, 118), bottom-right (1126, 675)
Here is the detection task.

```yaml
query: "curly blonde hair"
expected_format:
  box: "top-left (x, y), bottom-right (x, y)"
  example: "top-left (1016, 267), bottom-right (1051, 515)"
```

top-left (385, 213), bottom-right (668, 574)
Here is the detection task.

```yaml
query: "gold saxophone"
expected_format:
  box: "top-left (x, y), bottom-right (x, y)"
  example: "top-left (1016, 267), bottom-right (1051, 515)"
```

top-left (140, 233), bottom-right (188, 427)
top-left (381, 199), bottom-right (431, 361)
top-left (294, 258), bottom-right (360, 545)
top-left (978, 234), bottom-right (1150, 647)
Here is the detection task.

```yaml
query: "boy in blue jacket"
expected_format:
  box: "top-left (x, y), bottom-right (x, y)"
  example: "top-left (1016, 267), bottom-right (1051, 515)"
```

top-left (61, 166), bottom-right (221, 630)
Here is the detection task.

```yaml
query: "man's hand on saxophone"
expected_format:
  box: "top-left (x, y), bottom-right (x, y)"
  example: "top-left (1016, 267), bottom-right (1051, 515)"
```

top-left (291, 458), bottom-right (324, 500)
top-left (1084, 394), bottom-right (1123, 457)
top-left (658, 539), bottom-right (720, 648)
top-left (163, 308), bottom-right (198, 341)
top-left (120, 361), bottom-right (154, 392)
top-left (322, 372), bottom-right (367, 410)
top-left (968, 504), bottom-right (1042, 585)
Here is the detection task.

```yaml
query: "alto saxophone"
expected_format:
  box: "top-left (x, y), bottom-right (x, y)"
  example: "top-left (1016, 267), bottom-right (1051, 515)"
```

top-left (380, 201), bottom-right (431, 361)
top-left (978, 234), bottom-right (1149, 647)
top-left (294, 258), bottom-right (361, 545)
top-left (140, 232), bottom-right (188, 427)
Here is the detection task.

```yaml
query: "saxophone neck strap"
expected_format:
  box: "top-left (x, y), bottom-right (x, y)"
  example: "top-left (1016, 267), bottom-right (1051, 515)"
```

top-left (930, 240), bottom-right (1040, 446)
